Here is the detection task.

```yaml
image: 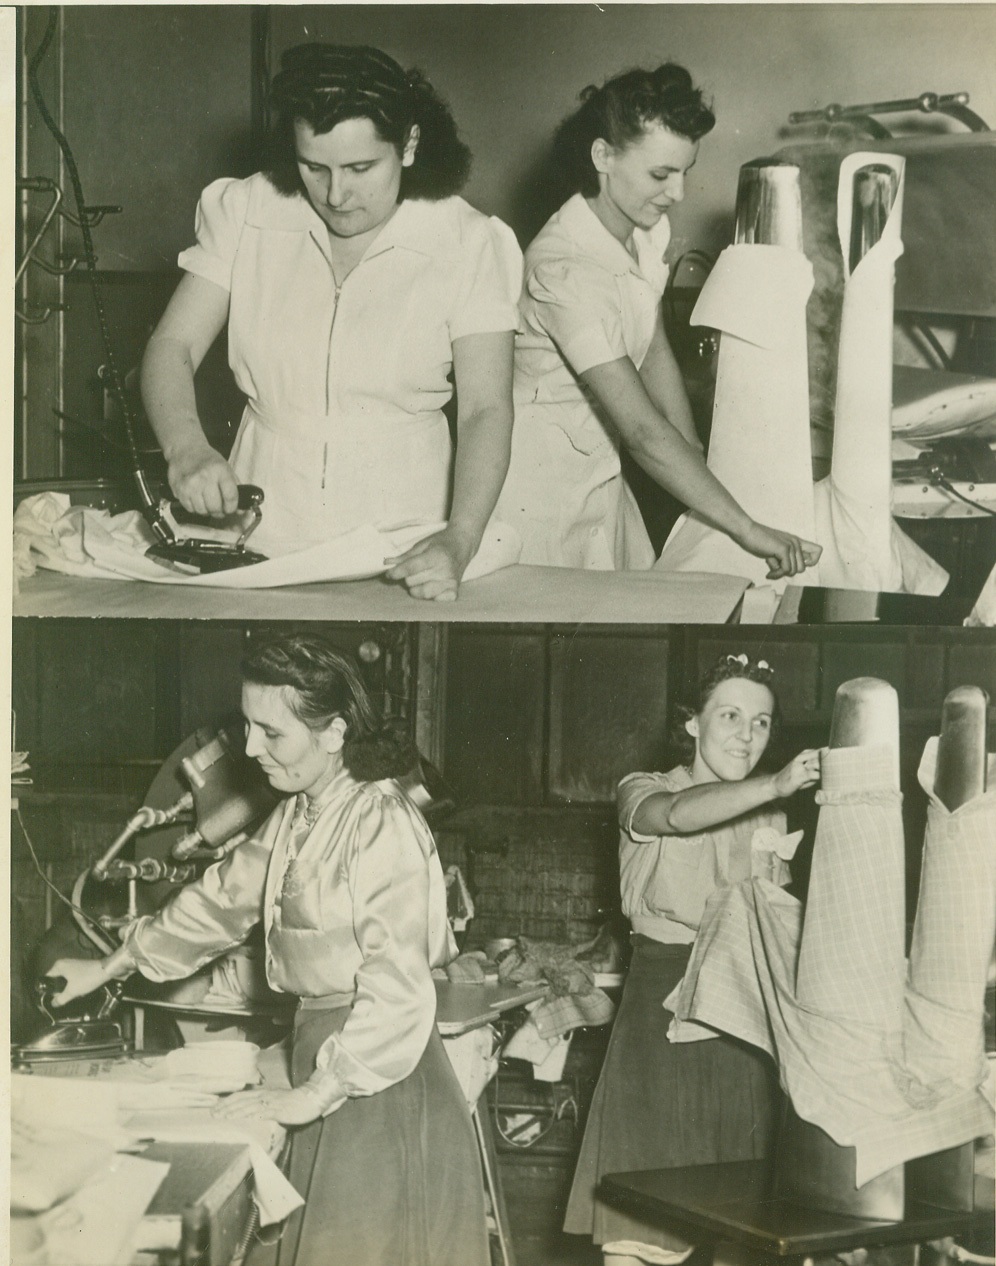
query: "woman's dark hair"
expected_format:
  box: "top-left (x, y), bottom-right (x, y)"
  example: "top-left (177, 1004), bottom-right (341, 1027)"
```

top-left (264, 42), bottom-right (471, 201)
top-left (241, 632), bottom-right (418, 781)
top-left (672, 653), bottom-right (781, 765)
top-left (554, 62), bottom-right (715, 198)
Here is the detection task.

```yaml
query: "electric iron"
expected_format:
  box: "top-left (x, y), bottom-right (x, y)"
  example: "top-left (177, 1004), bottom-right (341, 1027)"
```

top-left (142, 474), bottom-right (268, 574)
top-left (13, 979), bottom-right (131, 1068)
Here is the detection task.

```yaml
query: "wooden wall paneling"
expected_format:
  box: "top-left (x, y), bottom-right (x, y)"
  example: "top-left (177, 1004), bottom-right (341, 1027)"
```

top-left (62, 7), bottom-right (255, 273)
top-left (27, 619), bottom-right (163, 772)
top-left (694, 632), bottom-right (821, 726)
top-left (820, 638), bottom-right (910, 708)
top-left (548, 629), bottom-right (671, 804)
top-left (176, 623), bottom-right (248, 740)
top-left (443, 628), bottom-right (546, 806)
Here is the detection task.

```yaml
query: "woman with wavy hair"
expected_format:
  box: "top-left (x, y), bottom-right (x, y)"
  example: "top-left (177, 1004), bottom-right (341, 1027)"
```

top-left (496, 65), bottom-right (820, 579)
top-left (141, 43), bottom-right (521, 600)
top-left (565, 654), bottom-right (821, 1266)
top-left (47, 631), bottom-right (489, 1266)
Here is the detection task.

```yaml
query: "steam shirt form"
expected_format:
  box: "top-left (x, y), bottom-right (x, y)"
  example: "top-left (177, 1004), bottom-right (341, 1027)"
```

top-left (178, 174), bottom-right (522, 556)
top-left (495, 193), bottom-right (672, 570)
top-left (111, 770), bottom-right (456, 1116)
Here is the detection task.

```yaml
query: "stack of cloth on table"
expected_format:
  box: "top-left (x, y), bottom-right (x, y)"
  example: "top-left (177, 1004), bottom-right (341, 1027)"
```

top-left (11, 1048), bottom-right (303, 1265)
top-left (445, 931), bottom-right (618, 1081)
top-left (668, 715), bottom-right (996, 1190)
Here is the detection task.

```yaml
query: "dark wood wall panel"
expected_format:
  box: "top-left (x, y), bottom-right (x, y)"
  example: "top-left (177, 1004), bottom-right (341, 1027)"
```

top-left (443, 629), bottom-right (546, 805)
top-left (548, 631), bottom-right (671, 804)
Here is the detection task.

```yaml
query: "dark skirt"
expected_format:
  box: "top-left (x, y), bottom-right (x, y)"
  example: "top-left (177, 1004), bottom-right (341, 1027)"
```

top-left (564, 936), bottom-right (781, 1250)
top-left (250, 1006), bottom-right (489, 1266)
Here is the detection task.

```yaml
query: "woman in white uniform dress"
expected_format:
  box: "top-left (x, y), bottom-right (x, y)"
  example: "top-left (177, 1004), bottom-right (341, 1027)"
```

top-left (496, 64), bottom-right (820, 579)
top-left (141, 43), bottom-right (521, 601)
top-left (48, 632), bottom-right (489, 1266)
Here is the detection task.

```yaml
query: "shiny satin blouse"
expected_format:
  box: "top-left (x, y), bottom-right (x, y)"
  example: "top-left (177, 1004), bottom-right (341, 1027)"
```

top-left (112, 770), bottom-right (455, 1114)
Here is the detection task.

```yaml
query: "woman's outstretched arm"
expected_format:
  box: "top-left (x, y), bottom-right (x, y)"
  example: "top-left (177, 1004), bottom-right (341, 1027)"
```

top-left (631, 750), bottom-right (822, 836)
top-left (581, 356), bottom-right (821, 579)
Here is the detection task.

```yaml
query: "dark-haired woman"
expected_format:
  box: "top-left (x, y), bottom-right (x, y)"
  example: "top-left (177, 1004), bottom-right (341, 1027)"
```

top-left (495, 64), bottom-right (820, 579)
top-left (141, 43), bottom-right (521, 601)
top-left (565, 655), bottom-right (821, 1266)
top-left (47, 633), bottom-right (489, 1266)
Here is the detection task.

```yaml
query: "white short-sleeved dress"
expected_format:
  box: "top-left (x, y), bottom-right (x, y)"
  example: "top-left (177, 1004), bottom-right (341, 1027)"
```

top-left (494, 193), bottom-right (672, 570)
top-left (177, 174), bottom-right (522, 556)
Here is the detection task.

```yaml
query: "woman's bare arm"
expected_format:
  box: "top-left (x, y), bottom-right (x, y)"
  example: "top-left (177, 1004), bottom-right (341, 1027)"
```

top-left (632, 750), bottom-right (822, 836)
top-left (141, 272), bottom-right (239, 516)
top-left (581, 356), bottom-right (820, 579)
top-left (386, 329), bottom-right (515, 600)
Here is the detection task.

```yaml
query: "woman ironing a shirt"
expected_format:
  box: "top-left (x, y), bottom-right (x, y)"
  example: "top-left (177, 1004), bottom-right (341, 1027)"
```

top-left (141, 42), bottom-right (520, 601)
top-left (496, 63), bottom-right (821, 579)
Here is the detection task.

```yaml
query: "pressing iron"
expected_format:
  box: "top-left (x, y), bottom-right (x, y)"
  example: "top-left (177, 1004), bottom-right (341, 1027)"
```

top-left (13, 978), bottom-right (130, 1067)
top-left (143, 482), bottom-right (268, 574)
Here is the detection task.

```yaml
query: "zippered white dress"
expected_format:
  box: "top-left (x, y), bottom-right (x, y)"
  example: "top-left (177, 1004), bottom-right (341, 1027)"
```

top-left (495, 194), bottom-right (671, 570)
top-left (178, 174), bottom-right (522, 557)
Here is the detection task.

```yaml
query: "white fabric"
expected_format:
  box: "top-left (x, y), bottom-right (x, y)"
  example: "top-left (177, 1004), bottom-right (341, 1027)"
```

top-left (178, 175), bottom-right (522, 554)
top-left (905, 739), bottom-right (996, 1096)
top-left (966, 559), bottom-right (996, 626)
top-left (12, 492), bottom-right (521, 588)
top-left (657, 243), bottom-right (819, 590)
top-left (495, 193), bottom-right (670, 569)
top-left (813, 153), bottom-right (947, 595)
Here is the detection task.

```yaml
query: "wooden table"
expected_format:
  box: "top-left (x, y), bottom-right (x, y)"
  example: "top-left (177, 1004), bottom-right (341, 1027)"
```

top-left (12, 566), bottom-right (749, 623)
top-left (601, 1159), bottom-right (989, 1264)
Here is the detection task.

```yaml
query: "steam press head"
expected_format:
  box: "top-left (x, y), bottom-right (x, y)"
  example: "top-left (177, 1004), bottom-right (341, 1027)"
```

top-left (935, 685), bottom-right (990, 811)
top-left (828, 677), bottom-right (901, 785)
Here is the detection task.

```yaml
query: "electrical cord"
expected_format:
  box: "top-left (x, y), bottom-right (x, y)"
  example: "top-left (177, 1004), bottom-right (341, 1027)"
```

top-left (928, 468), bottom-right (996, 517)
top-left (13, 805), bottom-right (115, 951)
top-left (27, 8), bottom-right (162, 520)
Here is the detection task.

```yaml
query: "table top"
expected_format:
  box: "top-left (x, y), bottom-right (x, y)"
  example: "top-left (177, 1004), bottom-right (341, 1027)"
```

top-left (12, 565), bottom-right (748, 624)
top-left (126, 979), bottom-right (547, 1038)
top-left (433, 980), bottom-right (547, 1035)
top-left (601, 1160), bottom-right (987, 1258)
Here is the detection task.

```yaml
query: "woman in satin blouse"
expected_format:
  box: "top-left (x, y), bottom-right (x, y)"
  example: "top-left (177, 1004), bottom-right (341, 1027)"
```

top-left (48, 632), bottom-right (489, 1266)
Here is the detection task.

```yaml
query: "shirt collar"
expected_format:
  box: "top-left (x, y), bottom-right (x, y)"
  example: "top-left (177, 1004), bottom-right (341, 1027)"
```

top-left (247, 176), bottom-right (449, 260)
top-left (558, 192), bottom-right (669, 281)
top-left (294, 766), bottom-right (359, 827)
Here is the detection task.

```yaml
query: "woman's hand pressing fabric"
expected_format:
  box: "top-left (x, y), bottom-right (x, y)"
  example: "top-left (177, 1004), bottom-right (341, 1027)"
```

top-left (213, 1084), bottom-right (324, 1127)
top-left (386, 525), bottom-right (476, 601)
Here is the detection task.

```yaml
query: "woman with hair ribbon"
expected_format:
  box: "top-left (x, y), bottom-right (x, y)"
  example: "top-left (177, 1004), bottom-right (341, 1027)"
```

top-left (141, 43), bottom-right (521, 601)
top-left (495, 64), bottom-right (821, 580)
top-left (565, 654), bottom-right (822, 1266)
top-left (46, 632), bottom-right (490, 1266)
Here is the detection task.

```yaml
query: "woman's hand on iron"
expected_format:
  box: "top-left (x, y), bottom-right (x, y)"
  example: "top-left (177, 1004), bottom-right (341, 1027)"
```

top-left (738, 521), bottom-right (822, 579)
top-left (44, 957), bottom-right (113, 1008)
top-left (772, 749), bottom-right (822, 798)
top-left (213, 1085), bottom-right (323, 1127)
top-left (166, 440), bottom-right (241, 518)
top-left (385, 525), bottom-right (476, 601)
